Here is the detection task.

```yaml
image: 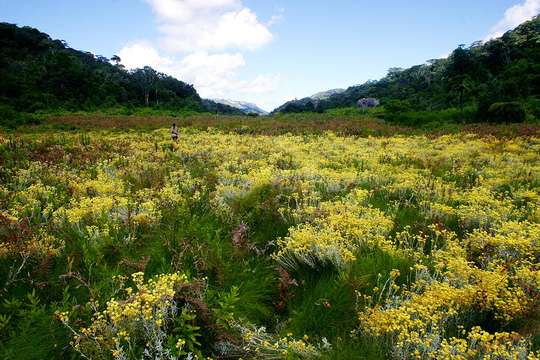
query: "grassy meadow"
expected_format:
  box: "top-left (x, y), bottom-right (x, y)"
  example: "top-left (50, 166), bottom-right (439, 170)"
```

top-left (1, 114), bottom-right (540, 359)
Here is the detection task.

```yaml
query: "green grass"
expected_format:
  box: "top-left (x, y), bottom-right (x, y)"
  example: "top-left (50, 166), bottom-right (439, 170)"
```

top-left (279, 247), bottom-right (413, 358)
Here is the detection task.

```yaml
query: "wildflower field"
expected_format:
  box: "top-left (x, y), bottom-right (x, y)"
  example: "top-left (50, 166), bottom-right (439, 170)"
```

top-left (1, 117), bottom-right (540, 359)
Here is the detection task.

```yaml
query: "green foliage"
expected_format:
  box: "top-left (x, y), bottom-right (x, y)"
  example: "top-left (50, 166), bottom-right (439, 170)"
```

top-left (324, 106), bottom-right (385, 117)
top-left (384, 107), bottom-right (476, 127)
top-left (168, 308), bottom-right (203, 356)
top-left (281, 247), bottom-right (413, 355)
top-left (384, 99), bottom-right (412, 114)
top-left (487, 102), bottom-right (527, 123)
top-left (524, 97), bottom-right (540, 120)
top-left (285, 269), bottom-right (357, 340)
top-left (324, 107), bottom-right (360, 116)
top-left (0, 105), bottom-right (41, 128)
top-left (274, 16), bottom-right (540, 123)
top-left (212, 286), bottom-right (240, 328)
top-left (323, 337), bottom-right (386, 360)
top-left (0, 22), bottom-right (243, 124)
top-left (0, 291), bottom-right (70, 360)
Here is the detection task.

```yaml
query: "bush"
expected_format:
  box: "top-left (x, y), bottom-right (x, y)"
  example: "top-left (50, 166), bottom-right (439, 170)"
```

top-left (0, 105), bottom-right (42, 129)
top-left (524, 97), bottom-right (540, 120)
top-left (384, 107), bottom-right (476, 127)
top-left (384, 99), bottom-right (412, 114)
top-left (325, 107), bottom-right (363, 116)
top-left (486, 102), bottom-right (526, 123)
top-left (0, 105), bottom-right (20, 128)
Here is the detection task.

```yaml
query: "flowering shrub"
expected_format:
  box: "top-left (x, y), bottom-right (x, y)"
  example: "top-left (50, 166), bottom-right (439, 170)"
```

top-left (233, 323), bottom-right (329, 359)
top-left (2, 128), bottom-right (539, 359)
top-left (59, 272), bottom-right (204, 359)
top-left (427, 327), bottom-right (536, 359)
top-left (275, 193), bottom-right (393, 269)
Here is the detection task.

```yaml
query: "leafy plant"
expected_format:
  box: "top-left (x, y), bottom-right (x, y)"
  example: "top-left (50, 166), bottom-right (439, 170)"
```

top-left (487, 102), bottom-right (527, 123)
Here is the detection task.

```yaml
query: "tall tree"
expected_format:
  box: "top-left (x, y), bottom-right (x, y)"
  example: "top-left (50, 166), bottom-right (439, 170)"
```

top-left (131, 66), bottom-right (158, 106)
top-left (111, 55), bottom-right (121, 65)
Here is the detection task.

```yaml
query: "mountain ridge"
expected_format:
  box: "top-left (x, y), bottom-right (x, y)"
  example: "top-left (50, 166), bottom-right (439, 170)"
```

top-left (211, 99), bottom-right (268, 115)
top-left (271, 15), bottom-right (540, 117)
top-left (310, 88), bottom-right (345, 100)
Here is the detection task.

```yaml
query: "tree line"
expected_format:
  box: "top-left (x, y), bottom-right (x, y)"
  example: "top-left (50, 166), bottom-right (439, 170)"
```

top-left (273, 16), bottom-right (540, 123)
top-left (0, 22), bottom-right (241, 120)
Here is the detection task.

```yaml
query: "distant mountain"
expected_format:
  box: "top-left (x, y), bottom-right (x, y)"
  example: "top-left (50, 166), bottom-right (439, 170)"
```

top-left (272, 16), bottom-right (540, 118)
top-left (211, 99), bottom-right (268, 115)
top-left (271, 88), bottom-right (346, 114)
top-left (310, 89), bottom-right (345, 100)
top-left (201, 99), bottom-right (244, 115)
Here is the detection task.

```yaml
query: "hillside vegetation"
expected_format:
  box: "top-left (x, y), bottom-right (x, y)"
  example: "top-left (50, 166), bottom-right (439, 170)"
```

top-left (273, 16), bottom-right (540, 124)
top-left (0, 22), bottom-right (243, 124)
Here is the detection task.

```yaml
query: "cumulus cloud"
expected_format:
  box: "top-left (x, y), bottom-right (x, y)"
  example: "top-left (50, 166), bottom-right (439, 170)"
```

top-left (145, 0), bottom-right (272, 52)
top-left (485, 0), bottom-right (540, 40)
top-left (117, 0), bottom-right (282, 109)
top-left (117, 42), bottom-right (280, 103)
top-left (177, 51), bottom-right (247, 95)
top-left (117, 42), bottom-right (175, 70)
top-left (145, 0), bottom-right (241, 23)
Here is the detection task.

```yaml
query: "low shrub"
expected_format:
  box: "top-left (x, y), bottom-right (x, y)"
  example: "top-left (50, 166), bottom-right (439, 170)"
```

top-left (384, 99), bottom-right (412, 115)
top-left (486, 102), bottom-right (526, 123)
top-left (0, 105), bottom-right (42, 129)
top-left (524, 97), bottom-right (540, 120)
top-left (384, 107), bottom-right (476, 126)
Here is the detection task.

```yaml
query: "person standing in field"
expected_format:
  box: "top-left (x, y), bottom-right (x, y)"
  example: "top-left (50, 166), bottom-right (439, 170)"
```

top-left (171, 123), bottom-right (179, 141)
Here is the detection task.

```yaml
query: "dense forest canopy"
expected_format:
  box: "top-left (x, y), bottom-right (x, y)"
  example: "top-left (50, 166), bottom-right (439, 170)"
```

top-left (0, 22), bottom-right (242, 115)
top-left (273, 16), bottom-right (540, 121)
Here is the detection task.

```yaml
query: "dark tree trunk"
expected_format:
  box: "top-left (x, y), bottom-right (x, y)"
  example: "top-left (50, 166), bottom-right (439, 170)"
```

top-left (459, 86), bottom-right (464, 112)
top-left (459, 83), bottom-right (465, 122)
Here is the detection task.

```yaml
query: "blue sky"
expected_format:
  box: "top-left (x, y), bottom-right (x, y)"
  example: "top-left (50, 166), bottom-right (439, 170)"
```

top-left (2, 0), bottom-right (539, 111)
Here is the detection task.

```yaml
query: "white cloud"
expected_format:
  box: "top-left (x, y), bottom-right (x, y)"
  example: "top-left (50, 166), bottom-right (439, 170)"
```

top-left (117, 42), bottom-right (175, 69)
top-left (145, 0), bottom-right (241, 23)
top-left (177, 51), bottom-right (247, 95)
top-left (117, 42), bottom-right (280, 108)
top-left (438, 52), bottom-right (450, 59)
top-left (118, 1), bottom-right (282, 111)
top-left (485, 0), bottom-right (540, 40)
top-left (145, 0), bottom-right (272, 52)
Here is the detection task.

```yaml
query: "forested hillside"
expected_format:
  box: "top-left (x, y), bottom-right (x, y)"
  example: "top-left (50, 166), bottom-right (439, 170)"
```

top-left (202, 99), bottom-right (245, 115)
top-left (273, 16), bottom-right (540, 122)
top-left (0, 23), bottom-right (244, 117)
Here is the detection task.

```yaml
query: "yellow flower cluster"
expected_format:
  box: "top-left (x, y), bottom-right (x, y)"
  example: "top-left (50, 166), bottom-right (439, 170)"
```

top-left (0, 210), bottom-right (63, 258)
top-left (434, 327), bottom-right (539, 360)
top-left (53, 164), bottom-right (163, 228)
top-left (275, 190), bottom-right (393, 269)
top-left (359, 282), bottom-right (475, 349)
top-left (3, 127), bottom-right (540, 358)
top-left (359, 222), bottom-right (539, 357)
top-left (237, 323), bottom-right (326, 359)
top-left (70, 272), bottom-right (189, 358)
